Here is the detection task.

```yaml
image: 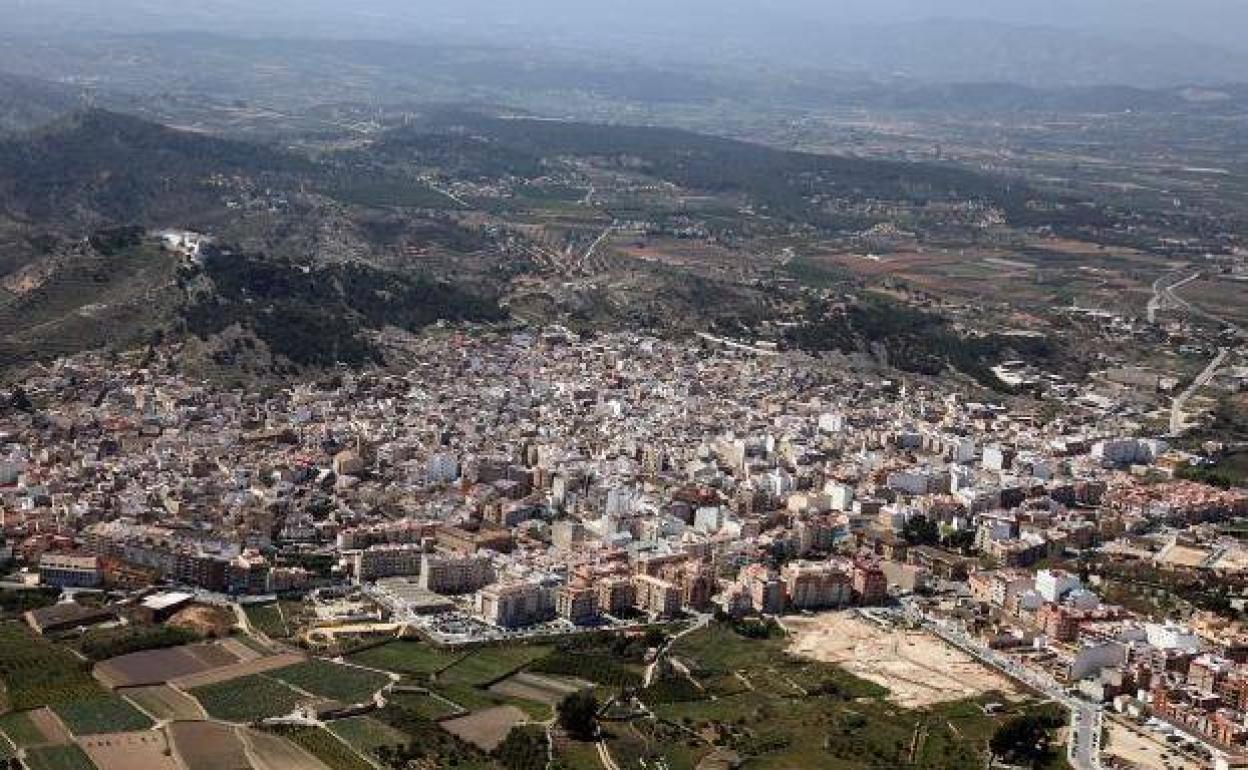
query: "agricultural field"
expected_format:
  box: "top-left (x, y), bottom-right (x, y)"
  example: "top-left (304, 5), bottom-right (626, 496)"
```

top-left (93, 640), bottom-right (253, 688)
top-left (52, 695), bottom-right (152, 736)
top-left (437, 644), bottom-right (554, 688)
top-left (0, 709), bottom-right (59, 748)
top-left (327, 715), bottom-right (410, 761)
top-left (263, 725), bottom-right (374, 770)
top-left (120, 685), bottom-right (207, 721)
top-left (488, 671), bottom-right (587, 706)
top-left (527, 650), bottom-right (643, 690)
top-left (269, 659), bottom-right (391, 704)
top-left (346, 640), bottom-right (465, 675)
top-left (168, 721), bottom-right (251, 770)
top-left (382, 690), bottom-right (463, 721)
top-left (78, 731), bottom-right (181, 770)
top-left (239, 727), bottom-right (332, 770)
top-left (0, 622), bottom-right (106, 712)
top-left (189, 673), bottom-right (304, 722)
top-left (440, 705), bottom-right (529, 752)
top-left (554, 736), bottom-right (604, 770)
top-left (23, 744), bottom-right (97, 770)
top-left (243, 602), bottom-right (289, 638)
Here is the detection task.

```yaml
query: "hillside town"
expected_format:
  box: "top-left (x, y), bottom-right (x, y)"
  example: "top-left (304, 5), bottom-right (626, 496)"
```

top-left (1, 328), bottom-right (1248, 768)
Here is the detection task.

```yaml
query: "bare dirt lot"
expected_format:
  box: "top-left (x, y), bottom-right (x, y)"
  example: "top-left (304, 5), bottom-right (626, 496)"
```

top-left (169, 721), bottom-right (252, 770)
top-left (79, 729), bottom-right (182, 770)
top-left (1104, 719), bottom-right (1202, 770)
top-left (488, 672), bottom-right (585, 705)
top-left (785, 611), bottom-right (1019, 708)
top-left (171, 651), bottom-right (306, 689)
top-left (95, 641), bottom-right (246, 687)
top-left (168, 605), bottom-right (237, 637)
top-left (26, 708), bottom-right (73, 746)
top-left (121, 685), bottom-right (207, 721)
top-left (441, 705), bottom-right (528, 751)
top-left (240, 726), bottom-right (332, 770)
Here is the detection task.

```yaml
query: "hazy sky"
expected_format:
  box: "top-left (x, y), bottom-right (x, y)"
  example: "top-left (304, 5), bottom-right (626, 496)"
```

top-left (3, 0), bottom-right (1246, 47)
top-left (2, 0), bottom-right (1246, 88)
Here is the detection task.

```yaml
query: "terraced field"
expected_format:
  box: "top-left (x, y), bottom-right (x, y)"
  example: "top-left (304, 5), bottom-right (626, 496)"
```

top-left (0, 622), bottom-right (107, 712)
top-left (347, 640), bottom-right (465, 675)
top-left (52, 696), bottom-right (153, 736)
top-left (269, 659), bottom-right (390, 704)
top-left (24, 744), bottom-right (97, 770)
top-left (189, 674), bottom-right (304, 722)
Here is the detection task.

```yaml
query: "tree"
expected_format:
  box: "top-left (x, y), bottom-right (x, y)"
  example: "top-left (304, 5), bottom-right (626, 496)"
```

top-left (557, 690), bottom-right (600, 741)
top-left (902, 516), bottom-right (940, 546)
top-left (990, 715), bottom-right (1052, 767)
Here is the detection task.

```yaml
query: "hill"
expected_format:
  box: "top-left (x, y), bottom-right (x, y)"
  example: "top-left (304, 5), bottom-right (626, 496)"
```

top-left (405, 111), bottom-right (1105, 231)
top-left (0, 72), bottom-right (84, 134)
top-left (0, 109), bottom-right (307, 226)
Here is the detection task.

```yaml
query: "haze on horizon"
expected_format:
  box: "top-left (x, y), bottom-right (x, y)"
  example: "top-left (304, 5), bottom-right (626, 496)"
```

top-left (2, 0), bottom-right (1246, 88)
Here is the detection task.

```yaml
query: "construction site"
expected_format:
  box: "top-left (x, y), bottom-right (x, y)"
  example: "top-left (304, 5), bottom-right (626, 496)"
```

top-left (784, 610), bottom-right (1021, 708)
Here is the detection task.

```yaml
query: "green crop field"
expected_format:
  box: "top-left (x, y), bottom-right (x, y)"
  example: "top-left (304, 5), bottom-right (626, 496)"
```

top-left (0, 710), bottom-right (50, 748)
top-left (270, 659), bottom-right (390, 704)
top-left (189, 674), bottom-right (304, 722)
top-left (347, 640), bottom-right (466, 676)
top-left (53, 695), bottom-right (153, 736)
top-left (0, 622), bottom-right (107, 712)
top-left (528, 651), bottom-right (643, 689)
top-left (437, 644), bottom-right (553, 687)
top-left (384, 691), bottom-right (463, 721)
top-left (265, 725), bottom-right (374, 770)
top-left (328, 716), bottom-right (410, 760)
top-left (243, 603), bottom-right (289, 638)
top-left (23, 744), bottom-right (97, 770)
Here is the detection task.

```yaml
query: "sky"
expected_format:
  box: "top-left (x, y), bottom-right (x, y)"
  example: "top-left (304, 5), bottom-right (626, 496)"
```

top-left (3, 0), bottom-right (1245, 47)
top-left (1, 0), bottom-right (1245, 87)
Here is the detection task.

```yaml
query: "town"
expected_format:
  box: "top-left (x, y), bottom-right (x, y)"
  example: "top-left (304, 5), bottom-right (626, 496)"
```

top-left (0, 317), bottom-right (1243, 769)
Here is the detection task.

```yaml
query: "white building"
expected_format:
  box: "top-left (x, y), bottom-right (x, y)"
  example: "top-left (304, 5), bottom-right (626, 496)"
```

top-left (1035, 569), bottom-right (1082, 603)
top-left (1145, 622), bottom-right (1201, 652)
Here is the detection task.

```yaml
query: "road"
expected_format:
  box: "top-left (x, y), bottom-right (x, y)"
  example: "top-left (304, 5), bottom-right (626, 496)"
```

top-left (643, 612), bottom-right (711, 687)
top-left (907, 607), bottom-right (1102, 770)
top-left (1147, 272), bottom-right (1201, 324)
top-left (694, 332), bottom-right (780, 357)
top-left (1170, 347), bottom-right (1230, 435)
top-left (578, 224), bottom-right (616, 274)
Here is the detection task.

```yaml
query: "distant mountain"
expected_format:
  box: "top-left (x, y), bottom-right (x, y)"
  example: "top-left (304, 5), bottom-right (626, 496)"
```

top-left (812, 81), bottom-right (1248, 115)
top-left (5, 1), bottom-right (1247, 88)
top-left (801, 19), bottom-right (1248, 88)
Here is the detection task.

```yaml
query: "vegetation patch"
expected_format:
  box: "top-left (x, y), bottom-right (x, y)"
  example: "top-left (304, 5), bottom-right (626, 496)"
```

top-left (438, 645), bottom-right (553, 688)
top-left (242, 603), bottom-right (289, 638)
top-left (77, 625), bottom-right (200, 662)
top-left (23, 744), bottom-right (97, 770)
top-left (269, 659), bottom-right (390, 704)
top-left (262, 725), bottom-right (373, 770)
top-left (189, 674), bottom-right (304, 722)
top-left (0, 622), bottom-right (106, 712)
top-left (51, 696), bottom-right (152, 736)
top-left (347, 640), bottom-right (465, 676)
top-left (327, 716), bottom-right (410, 762)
